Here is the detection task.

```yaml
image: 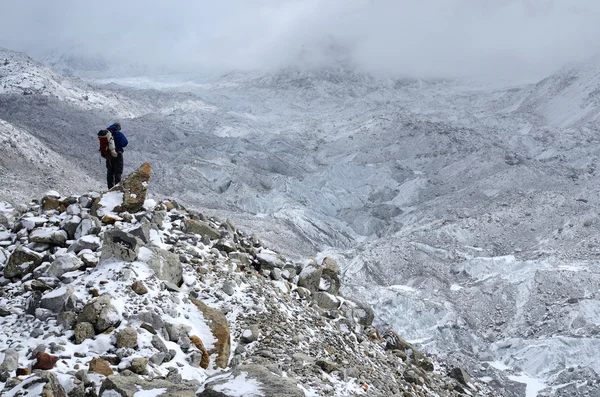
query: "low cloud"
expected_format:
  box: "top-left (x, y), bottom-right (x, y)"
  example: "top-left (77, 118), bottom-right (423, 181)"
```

top-left (1, 0), bottom-right (599, 82)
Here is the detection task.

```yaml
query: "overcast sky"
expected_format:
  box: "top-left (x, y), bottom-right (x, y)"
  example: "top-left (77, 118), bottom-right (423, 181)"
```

top-left (1, 0), bottom-right (599, 82)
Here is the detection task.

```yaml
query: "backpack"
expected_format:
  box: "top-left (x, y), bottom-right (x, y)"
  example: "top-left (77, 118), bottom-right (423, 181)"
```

top-left (98, 129), bottom-right (118, 159)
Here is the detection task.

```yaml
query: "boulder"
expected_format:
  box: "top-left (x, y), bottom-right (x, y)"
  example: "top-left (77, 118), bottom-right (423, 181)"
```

top-left (4, 246), bottom-right (44, 278)
top-left (115, 328), bottom-right (138, 349)
top-left (297, 261), bottom-right (323, 292)
top-left (46, 253), bottom-right (84, 278)
top-left (0, 348), bottom-right (19, 372)
top-left (99, 375), bottom-right (197, 397)
top-left (129, 357), bottom-right (149, 374)
top-left (75, 216), bottom-right (101, 239)
top-left (32, 352), bottom-right (59, 370)
top-left (139, 246), bottom-right (183, 286)
top-left (92, 163), bottom-right (151, 217)
top-left (350, 299), bottom-right (375, 327)
top-left (184, 219), bottom-right (221, 240)
top-left (319, 257), bottom-right (341, 295)
top-left (61, 215), bottom-right (82, 239)
top-left (68, 235), bottom-right (101, 254)
top-left (30, 227), bottom-right (68, 245)
top-left (131, 281), bottom-right (148, 295)
top-left (384, 330), bottom-right (434, 372)
top-left (313, 291), bottom-right (340, 310)
top-left (129, 222), bottom-right (152, 243)
top-left (74, 322), bottom-right (96, 344)
top-left (449, 367), bottom-right (472, 387)
top-left (6, 371), bottom-right (67, 397)
top-left (191, 298), bottom-right (230, 369)
top-left (42, 193), bottom-right (62, 212)
top-left (256, 248), bottom-right (285, 270)
top-left (89, 357), bottom-right (113, 376)
top-left (240, 325), bottom-right (260, 344)
top-left (100, 229), bottom-right (142, 263)
top-left (198, 364), bottom-right (303, 397)
top-left (77, 295), bottom-right (120, 334)
top-left (40, 285), bottom-right (74, 313)
top-left (165, 323), bottom-right (191, 343)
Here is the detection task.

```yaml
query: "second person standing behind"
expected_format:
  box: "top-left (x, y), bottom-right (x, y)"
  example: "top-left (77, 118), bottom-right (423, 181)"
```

top-left (106, 122), bottom-right (128, 189)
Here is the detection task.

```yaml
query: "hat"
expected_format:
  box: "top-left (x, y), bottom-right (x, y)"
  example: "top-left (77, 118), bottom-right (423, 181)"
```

top-left (107, 123), bottom-right (119, 132)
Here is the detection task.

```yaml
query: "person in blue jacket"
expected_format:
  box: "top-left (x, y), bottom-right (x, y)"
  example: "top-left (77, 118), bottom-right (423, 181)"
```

top-left (106, 122), bottom-right (128, 189)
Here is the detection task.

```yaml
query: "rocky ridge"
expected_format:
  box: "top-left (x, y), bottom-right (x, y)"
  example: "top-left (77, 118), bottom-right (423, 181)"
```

top-left (0, 165), bottom-right (501, 396)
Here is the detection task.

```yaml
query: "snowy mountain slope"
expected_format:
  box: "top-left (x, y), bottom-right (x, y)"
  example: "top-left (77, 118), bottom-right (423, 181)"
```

top-left (0, 48), bottom-right (152, 119)
top-left (510, 59), bottom-right (600, 128)
top-left (0, 119), bottom-right (100, 204)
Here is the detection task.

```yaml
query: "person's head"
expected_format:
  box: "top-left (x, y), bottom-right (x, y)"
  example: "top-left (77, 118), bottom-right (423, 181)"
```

top-left (107, 122), bottom-right (121, 132)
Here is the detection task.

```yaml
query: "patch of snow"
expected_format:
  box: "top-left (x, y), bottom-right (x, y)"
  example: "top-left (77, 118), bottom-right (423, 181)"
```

top-left (211, 372), bottom-right (263, 397)
top-left (133, 388), bottom-right (168, 397)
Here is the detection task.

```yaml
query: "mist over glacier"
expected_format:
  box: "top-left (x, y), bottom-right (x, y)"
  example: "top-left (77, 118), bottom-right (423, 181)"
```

top-left (2, 0), bottom-right (600, 82)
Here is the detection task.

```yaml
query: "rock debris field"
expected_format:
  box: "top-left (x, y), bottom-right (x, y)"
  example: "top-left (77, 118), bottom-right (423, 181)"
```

top-left (0, 163), bottom-right (501, 396)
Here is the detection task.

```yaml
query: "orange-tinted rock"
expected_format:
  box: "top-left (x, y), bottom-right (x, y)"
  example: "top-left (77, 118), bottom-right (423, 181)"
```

top-left (191, 298), bottom-right (230, 369)
top-left (16, 367), bottom-right (31, 376)
top-left (89, 357), bottom-right (114, 376)
top-left (32, 352), bottom-right (59, 370)
top-left (189, 335), bottom-right (210, 369)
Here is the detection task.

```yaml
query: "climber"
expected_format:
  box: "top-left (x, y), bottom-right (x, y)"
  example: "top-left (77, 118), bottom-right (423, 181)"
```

top-left (105, 122), bottom-right (128, 189)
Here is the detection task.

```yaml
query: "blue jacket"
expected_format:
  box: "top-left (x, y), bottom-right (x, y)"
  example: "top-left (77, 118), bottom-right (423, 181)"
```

top-left (112, 131), bottom-right (128, 153)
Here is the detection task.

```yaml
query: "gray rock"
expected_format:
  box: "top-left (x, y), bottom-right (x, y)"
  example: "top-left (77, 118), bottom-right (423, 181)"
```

top-left (142, 246), bottom-right (183, 286)
top-left (150, 352), bottom-right (167, 365)
top-left (240, 325), bottom-right (260, 343)
top-left (34, 308), bottom-right (54, 321)
top-left (129, 222), bottom-right (152, 243)
top-left (297, 261), bottom-right (323, 292)
top-left (77, 295), bottom-right (120, 334)
top-left (229, 252), bottom-right (251, 266)
top-left (61, 215), bottom-right (81, 240)
top-left (99, 374), bottom-right (197, 397)
top-left (187, 351), bottom-right (203, 368)
top-left (449, 367), bottom-right (472, 387)
top-left (198, 364), bottom-right (304, 397)
top-left (0, 348), bottom-right (18, 372)
top-left (29, 227), bottom-right (68, 245)
top-left (256, 248), bottom-right (285, 270)
top-left (313, 291), bottom-right (340, 310)
top-left (165, 323), bottom-right (191, 343)
top-left (67, 235), bottom-right (101, 254)
top-left (319, 258), bottom-right (341, 295)
top-left (184, 219), bottom-right (221, 240)
top-left (4, 246), bottom-right (44, 278)
top-left (46, 253), bottom-right (84, 278)
top-left (100, 229), bottom-right (142, 263)
top-left (31, 327), bottom-right (44, 338)
top-left (75, 216), bottom-right (101, 239)
top-left (26, 291), bottom-right (43, 315)
top-left (57, 311), bottom-right (77, 329)
top-left (129, 357), bottom-right (148, 374)
top-left (163, 280), bottom-right (180, 292)
top-left (77, 249), bottom-right (98, 268)
top-left (270, 268), bottom-right (282, 281)
top-left (40, 285), bottom-right (74, 313)
top-left (351, 300), bottom-right (375, 327)
top-left (130, 311), bottom-right (164, 332)
top-left (74, 322), bottom-right (95, 344)
top-left (316, 359), bottom-right (339, 373)
top-left (221, 281), bottom-right (236, 296)
top-left (115, 328), bottom-right (138, 349)
top-left (151, 335), bottom-right (169, 354)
